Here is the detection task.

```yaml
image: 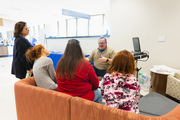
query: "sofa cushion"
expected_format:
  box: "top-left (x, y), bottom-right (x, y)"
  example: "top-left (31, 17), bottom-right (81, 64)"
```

top-left (139, 92), bottom-right (178, 116)
top-left (174, 72), bottom-right (180, 80)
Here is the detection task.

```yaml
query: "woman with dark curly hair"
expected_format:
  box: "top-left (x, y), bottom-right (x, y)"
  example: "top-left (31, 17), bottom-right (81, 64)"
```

top-left (11, 21), bottom-right (34, 79)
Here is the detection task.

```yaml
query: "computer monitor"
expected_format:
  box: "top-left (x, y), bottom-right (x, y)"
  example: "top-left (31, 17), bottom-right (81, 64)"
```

top-left (132, 37), bottom-right (141, 54)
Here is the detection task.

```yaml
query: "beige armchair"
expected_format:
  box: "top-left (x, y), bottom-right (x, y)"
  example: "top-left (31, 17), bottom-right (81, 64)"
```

top-left (166, 72), bottom-right (180, 101)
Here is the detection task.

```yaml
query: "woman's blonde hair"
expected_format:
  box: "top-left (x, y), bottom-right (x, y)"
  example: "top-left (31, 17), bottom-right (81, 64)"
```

top-left (108, 50), bottom-right (135, 75)
top-left (26, 44), bottom-right (44, 62)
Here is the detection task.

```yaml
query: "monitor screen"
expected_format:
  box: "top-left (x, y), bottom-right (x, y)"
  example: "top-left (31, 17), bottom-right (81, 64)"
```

top-left (133, 37), bottom-right (141, 53)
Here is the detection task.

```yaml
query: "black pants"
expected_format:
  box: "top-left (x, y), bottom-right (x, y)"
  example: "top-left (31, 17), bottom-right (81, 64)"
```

top-left (93, 66), bottom-right (106, 77)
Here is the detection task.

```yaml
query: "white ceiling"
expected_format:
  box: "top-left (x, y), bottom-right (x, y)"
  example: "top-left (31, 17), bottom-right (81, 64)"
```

top-left (0, 0), bottom-right (110, 24)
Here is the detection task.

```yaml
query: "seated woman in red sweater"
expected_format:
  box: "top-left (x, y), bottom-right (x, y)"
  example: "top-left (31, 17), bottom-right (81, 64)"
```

top-left (56, 39), bottom-right (102, 102)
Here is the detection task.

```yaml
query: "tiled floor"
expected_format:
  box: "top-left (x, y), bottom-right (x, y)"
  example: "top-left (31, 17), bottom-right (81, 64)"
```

top-left (0, 56), bottom-right (19, 120)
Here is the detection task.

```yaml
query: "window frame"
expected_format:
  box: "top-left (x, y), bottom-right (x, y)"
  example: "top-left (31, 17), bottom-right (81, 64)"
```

top-left (66, 14), bottom-right (109, 37)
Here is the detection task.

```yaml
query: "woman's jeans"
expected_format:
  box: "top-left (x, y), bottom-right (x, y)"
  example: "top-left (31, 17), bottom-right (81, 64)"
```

top-left (93, 88), bottom-right (102, 103)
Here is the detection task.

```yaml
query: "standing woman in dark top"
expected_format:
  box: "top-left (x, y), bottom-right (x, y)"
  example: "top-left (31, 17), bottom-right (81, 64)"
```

top-left (11, 21), bottom-right (34, 79)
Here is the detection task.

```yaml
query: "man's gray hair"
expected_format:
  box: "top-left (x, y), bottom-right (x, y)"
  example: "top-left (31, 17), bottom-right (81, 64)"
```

top-left (98, 37), bottom-right (107, 42)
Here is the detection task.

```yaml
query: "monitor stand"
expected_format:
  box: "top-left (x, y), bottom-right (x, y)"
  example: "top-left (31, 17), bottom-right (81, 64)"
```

top-left (135, 60), bottom-right (142, 78)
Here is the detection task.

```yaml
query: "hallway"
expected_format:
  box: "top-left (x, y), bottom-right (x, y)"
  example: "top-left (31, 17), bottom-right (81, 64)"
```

top-left (0, 56), bottom-right (19, 120)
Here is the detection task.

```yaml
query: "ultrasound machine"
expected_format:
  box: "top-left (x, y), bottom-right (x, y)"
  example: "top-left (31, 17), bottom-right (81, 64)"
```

top-left (132, 37), bottom-right (149, 77)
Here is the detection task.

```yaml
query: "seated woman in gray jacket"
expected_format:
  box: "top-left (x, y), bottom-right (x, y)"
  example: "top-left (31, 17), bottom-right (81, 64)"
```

top-left (26, 44), bottom-right (57, 90)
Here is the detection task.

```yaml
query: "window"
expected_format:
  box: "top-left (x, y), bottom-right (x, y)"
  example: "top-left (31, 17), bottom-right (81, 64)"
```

top-left (6, 31), bottom-right (10, 39)
top-left (58, 20), bottom-right (66, 37)
top-left (89, 15), bottom-right (103, 36)
top-left (67, 18), bottom-right (77, 36)
top-left (6, 30), bottom-right (14, 39)
top-left (0, 32), bottom-right (2, 39)
top-left (65, 14), bottom-right (110, 37)
top-left (77, 18), bottom-right (88, 36)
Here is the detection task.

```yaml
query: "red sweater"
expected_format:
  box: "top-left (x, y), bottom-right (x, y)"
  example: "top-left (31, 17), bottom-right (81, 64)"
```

top-left (57, 60), bottom-right (99, 101)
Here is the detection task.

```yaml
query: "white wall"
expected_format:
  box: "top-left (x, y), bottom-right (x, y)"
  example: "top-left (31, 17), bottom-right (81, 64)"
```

top-left (46, 37), bottom-right (110, 54)
top-left (109, 0), bottom-right (180, 74)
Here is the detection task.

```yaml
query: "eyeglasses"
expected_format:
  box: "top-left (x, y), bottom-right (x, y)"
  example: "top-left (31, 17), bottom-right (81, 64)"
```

top-left (98, 42), bottom-right (105, 45)
top-left (25, 28), bottom-right (29, 30)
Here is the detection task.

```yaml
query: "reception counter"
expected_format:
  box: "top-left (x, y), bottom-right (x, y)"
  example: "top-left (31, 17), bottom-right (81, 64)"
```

top-left (0, 46), bottom-right (8, 56)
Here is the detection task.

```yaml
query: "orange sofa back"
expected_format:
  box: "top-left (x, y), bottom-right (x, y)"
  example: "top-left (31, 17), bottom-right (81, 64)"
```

top-left (14, 77), bottom-right (180, 120)
top-left (14, 77), bottom-right (72, 120)
top-left (70, 96), bottom-right (180, 120)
